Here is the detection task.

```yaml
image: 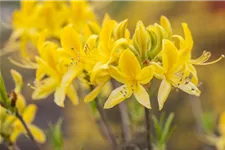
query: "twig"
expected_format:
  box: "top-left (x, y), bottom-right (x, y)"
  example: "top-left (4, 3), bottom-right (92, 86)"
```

top-left (15, 110), bottom-right (35, 142)
top-left (95, 98), bottom-right (118, 150)
top-left (111, 80), bottom-right (132, 144)
top-left (15, 109), bottom-right (42, 149)
top-left (118, 102), bottom-right (132, 143)
top-left (145, 108), bottom-right (152, 150)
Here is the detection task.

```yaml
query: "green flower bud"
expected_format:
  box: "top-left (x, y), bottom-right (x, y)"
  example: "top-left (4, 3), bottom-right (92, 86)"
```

top-left (133, 21), bottom-right (151, 60)
top-left (113, 19), bottom-right (129, 40)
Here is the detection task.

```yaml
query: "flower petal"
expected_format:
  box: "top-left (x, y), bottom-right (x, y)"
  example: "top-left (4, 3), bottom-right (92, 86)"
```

top-left (16, 94), bottom-right (26, 113)
top-left (109, 66), bottom-right (129, 84)
top-left (133, 84), bottom-right (151, 109)
top-left (32, 77), bottom-right (57, 100)
top-left (119, 49), bottom-right (141, 78)
top-left (90, 62), bottom-right (109, 84)
top-left (160, 16), bottom-right (172, 37)
top-left (182, 23), bottom-right (193, 51)
top-left (61, 26), bottom-right (81, 52)
top-left (104, 85), bottom-right (132, 109)
top-left (162, 40), bottom-right (178, 72)
top-left (99, 20), bottom-right (116, 53)
top-left (10, 130), bottom-right (22, 143)
top-left (219, 112), bottom-right (225, 135)
top-left (158, 79), bottom-right (171, 110)
top-left (187, 64), bottom-right (198, 85)
top-left (178, 80), bottom-right (201, 96)
top-left (54, 66), bottom-right (81, 107)
top-left (35, 56), bottom-right (59, 79)
top-left (22, 104), bottom-right (37, 123)
top-left (66, 84), bottom-right (79, 105)
top-left (136, 66), bottom-right (154, 84)
top-left (151, 62), bottom-right (165, 79)
top-left (84, 80), bottom-right (108, 103)
top-left (10, 69), bottom-right (23, 93)
top-left (29, 124), bottom-right (46, 143)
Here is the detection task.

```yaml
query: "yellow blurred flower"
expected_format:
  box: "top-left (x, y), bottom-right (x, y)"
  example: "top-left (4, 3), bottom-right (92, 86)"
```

top-left (205, 112), bottom-right (225, 150)
top-left (0, 70), bottom-right (45, 144)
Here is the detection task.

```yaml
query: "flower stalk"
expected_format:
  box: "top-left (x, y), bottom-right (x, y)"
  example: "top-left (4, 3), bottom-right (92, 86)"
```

top-left (145, 108), bottom-right (152, 150)
top-left (95, 98), bottom-right (118, 150)
top-left (119, 102), bottom-right (132, 143)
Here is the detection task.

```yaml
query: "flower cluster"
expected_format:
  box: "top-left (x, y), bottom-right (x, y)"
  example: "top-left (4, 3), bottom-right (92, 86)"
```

top-left (9, 1), bottom-right (96, 57)
top-left (0, 70), bottom-right (45, 145)
top-left (9, 1), bottom-right (224, 111)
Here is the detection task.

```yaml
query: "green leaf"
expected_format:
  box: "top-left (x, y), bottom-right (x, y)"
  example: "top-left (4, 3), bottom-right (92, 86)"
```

top-left (47, 118), bottom-right (64, 150)
top-left (151, 112), bottom-right (175, 147)
top-left (0, 72), bottom-right (8, 104)
top-left (200, 112), bottom-right (216, 134)
top-left (160, 113), bottom-right (174, 145)
top-left (152, 115), bottom-right (161, 142)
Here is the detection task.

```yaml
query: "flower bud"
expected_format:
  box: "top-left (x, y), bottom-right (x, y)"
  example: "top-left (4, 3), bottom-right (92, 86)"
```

top-left (113, 19), bottom-right (129, 40)
top-left (132, 21), bottom-right (151, 59)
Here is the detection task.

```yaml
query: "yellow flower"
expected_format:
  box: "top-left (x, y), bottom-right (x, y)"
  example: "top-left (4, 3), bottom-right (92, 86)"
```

top-left (153, 40), bottom-right (200, 110)
top-left (205, 112), bottom-right (225, 150)
top-left (32, 40), bottom-right (80, 107)
top-left (219, 112), bottom-right (225, 136)
top-left (216, 112), bottom-right (225, 150)
top-left (9, 1), bottom-right (95, 58)
top-left (10, 104), bottom-right (46, 143)
top-left (0, 70), bottom-right (45, 144)
top-left (104, 49), bottom-right (154, 109)
top-left (173, 23), bottom-right (224, 85)
top-left (84, 17), bottom-right (130, 103)
top-left (69, 1), bottom-right (96, 32)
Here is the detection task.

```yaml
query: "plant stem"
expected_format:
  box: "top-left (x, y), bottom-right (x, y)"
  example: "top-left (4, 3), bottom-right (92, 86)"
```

top-left (15, 109), bottom-right (41, 149)
top-left (111, 80), bottom-right (132, 143)
top-left (145, 108), bottom-right (152, 150)
top-left (118, 102), bottom-right (132, 143)
top-left (95, 98), bottom-right (118, 150)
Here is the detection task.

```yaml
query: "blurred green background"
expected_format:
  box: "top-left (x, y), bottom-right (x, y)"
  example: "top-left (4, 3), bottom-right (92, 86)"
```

top-left (0, 1), bottom-right (225, 150)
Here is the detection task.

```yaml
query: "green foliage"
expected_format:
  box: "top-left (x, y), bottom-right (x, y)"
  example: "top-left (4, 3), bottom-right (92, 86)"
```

top-left (0, 72), bottom-right (8, 105)
top-left (0, 72), bottom-right (15, 113)
top-left (47, 119), bottom-right (64, 150)
top-left (128, 97), bottom-right (144, 123)
top-left (200, 112), bottom-right (217, 134)
top-left (151, 112), bottom-right (175, 149)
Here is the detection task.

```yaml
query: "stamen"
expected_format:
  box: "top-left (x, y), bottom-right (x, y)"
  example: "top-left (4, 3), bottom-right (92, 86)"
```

top-left (27, 83), bottom-right (36, 90)
top-left (84, 44), bottom-right (90, 54)
top-left (8, 57), bottom-right (37, 69)
top-left (190, 51), bottom-right (211, 64)
top-left (195, 54), bottom-right (224, 65)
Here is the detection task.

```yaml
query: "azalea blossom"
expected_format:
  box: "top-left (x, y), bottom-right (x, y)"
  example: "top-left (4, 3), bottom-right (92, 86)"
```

top-left (104, 49), bottom-right (154, 109)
